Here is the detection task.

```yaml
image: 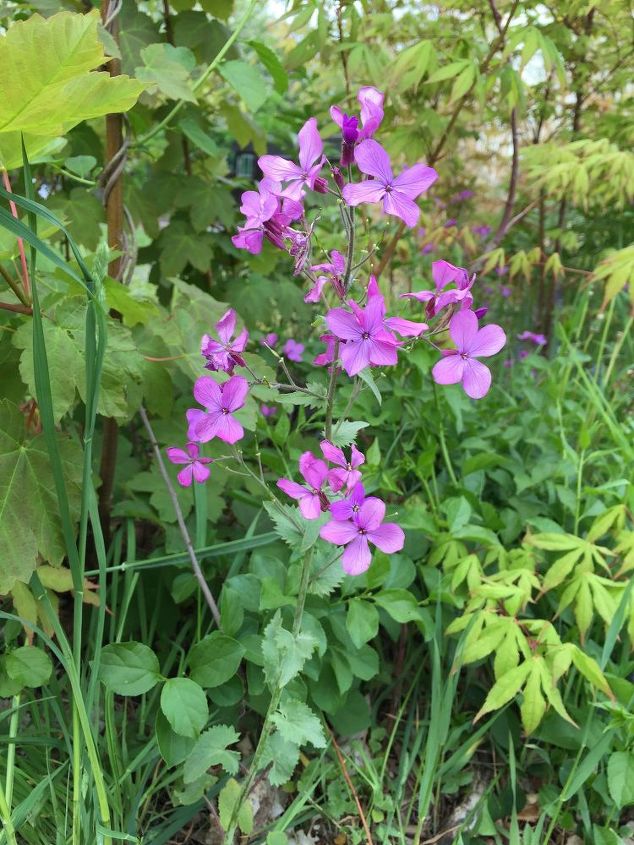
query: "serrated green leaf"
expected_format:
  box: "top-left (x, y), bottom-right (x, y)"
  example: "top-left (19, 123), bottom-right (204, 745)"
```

top-left (474, 661), bottom-right (531, 722)
top-left (271, 698), bottom-right (326, 748)
top-left (183, 725), bottom-right (240, 783)
top-left (329, 420), bottom-right (369, 448)
top-left (262, 611), bottom-right (318, 688)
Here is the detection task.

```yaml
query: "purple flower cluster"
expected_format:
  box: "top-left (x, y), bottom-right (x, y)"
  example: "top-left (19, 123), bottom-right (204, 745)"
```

top-left (277, 444), bottom-right (403, 574)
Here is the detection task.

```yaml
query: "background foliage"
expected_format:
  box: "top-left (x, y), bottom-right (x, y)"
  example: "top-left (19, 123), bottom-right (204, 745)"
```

top-left (0, 0), bottom-right (633, 844)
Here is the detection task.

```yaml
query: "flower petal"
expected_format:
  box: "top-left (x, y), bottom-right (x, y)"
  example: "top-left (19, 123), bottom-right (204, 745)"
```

top-left (401, 289), bottom-right (435, 303)
top-left (193, 376), bottom-right (222, 410)
top-left (330, 105), bottom-right (344, 129)
top-left (298, 117), bottom-right (323, 171)
top-left (342, 180), bottom-right (386, 207)
top-left (353, 139), bottom-right (393, 182)
top-left (342, 535), bottom-right (372, 575)
top-left (258, 155), bottom-right (302, 182)
top-left (320, 518), bottom-right (359, 545)
top-left (340, 339), bottom-right (371, 376)
top-left (357, 497), bottom-right (386, 531)
top-left (326, 307), bottom-right (361, 341)
top-left (194, 410), bottom-right (223, 443)
top-left (467, 324), bottom-right (507, 358)
top-left (299, 493), bottom-right (323, 520)
top-left (385, 316), bottom-right (428, 337)
top-left (221, 375), bottom-right (249, 412)
top-left (320, 440), bottom-right (346, 467)
top-left (215, 309), bottom-right (236, 344)
top-left (432, 353), bottom-right (465, 386)
top-left (299, 452), bottom-right (329, 489)
top-left (166, 447), bottom-right (190, 465)
top-left (392, 163), bottom-right (438, 199)
top-left (327, 468), bottom-right (349, 493)
top-left (350, 445), bottom-right (365, 469)
top-left (191, 461), bottom-right (211, 484)
top-left (277, 479), bottom-right (310, 500)
top-left (358, 86), bottom-right (384, 138)
top-left (382, 190), bottom-right (420, 227)
top-left (232, 228), bottom-right (264, 254)
top-left (461, 359), bottom-right (492, 399)
top-left (448, 309), bottom-right (479, 352)
top-left (368, 522), bottom-right (405, 553)
top-left (176, 465), bottom-right (194, 487)
top-left (212, 413), bottom-right (244, 444)
top-left (366, 336), bottom-right (399, 367)
top-left (432, 259), bottom-right (467, 290)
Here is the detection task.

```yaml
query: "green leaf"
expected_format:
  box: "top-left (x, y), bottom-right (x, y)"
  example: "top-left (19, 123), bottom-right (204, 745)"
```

top-left (248, 40), bottom-right (288, 94)
top-left (426, 60), bottom-right (470, 84)
top-left (449, 63), bottom-right (476, 103)
top-left (571, 646), bottom-right (613, 698)
top-left (156, 710), bottom-right (195, 767)
top-left (0, 400), bottom-right (82, 593)
top-left (99, 642), bottom-right (161, 696)
top-left (608, 751), bottom-right (634, 810)
top-left (5, 646), bottom-right (52, 688)
top-left (183, 724), bottom-right (240, 783)
top-left (188, 632), bottom-right (245, 688)
top-left (259, 731), bottom-right (300, 786)
top-left (0, 10), bottom-right (144, 170)
top-left (135, 43), bottom-right (196, 102)
top-left (357, 369), bottom-right (382, 406)
top-left (474, 661), bottom-right (531, 721)
top-left (329, 420), bottom-right (369, 448)
top-left (346, 599), bottom-right (379, 649)
top-left (160, 678), bottom-right (208, 738)
top-left (374, 589), bottom-right (424, 623)
top-left (263, 502), bottom-right (303, 548)
top-left (158, 221), bottom-right (214, 275)
top-left (267, 834), bottom-right (288, 845)
top-left (520, 662), bottom-right (546, 734)
top-left (271, 698), bottom-right (327, 748)
top-left (218, 778), bottom-right (253, 834)
top-left (262, 611), bottom-right (318, 688)
top-left (201, 0), bottom-right (235, 20)
top-left (219, 60), bottom-right (270, 112)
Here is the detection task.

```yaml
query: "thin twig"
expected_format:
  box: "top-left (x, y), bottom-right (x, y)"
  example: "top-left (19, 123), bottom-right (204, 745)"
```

top-left (0, 264), bottom-right (30, 306)
top-left (0, 301), bottom-right (32, 315)
top-left (1, 170), bottom-right (31, 300)
top-left (139, 405), bottom-right (222, 627)
top-left (490, 108), bottom-right (519, 247)
top-left (328, 727), bottom-right (375, 845)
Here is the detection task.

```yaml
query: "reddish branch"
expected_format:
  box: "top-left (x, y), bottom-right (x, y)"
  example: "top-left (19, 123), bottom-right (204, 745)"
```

top-left (2, 170), bottom-right (31, 300)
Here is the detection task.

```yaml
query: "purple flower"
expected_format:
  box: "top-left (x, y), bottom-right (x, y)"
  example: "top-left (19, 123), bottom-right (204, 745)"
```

top-left (518, 331), bottom-right (547, 346)
top-left (320, 496), bottom-right (405, 575)
top-left (454, 190), bottom-right (474, 202)
top-left (166, 443), bottom-right (212, 487)
top-left (402, 259), bottom-right (474, 318)
top-left (232, 179), bottom-right (303, 255)
top-left (495, 265), bottom-right (508, 277)
top-left (472, 224), bottom-right (491, 238)
top-left (501, 285), bottom-right (511, 298)
top-left (186, 375), bottom-right (249, 444)
top-left (305, 250), bottom-right (346, 303)
top-left (444, 218), bottom-right (457, 228)
top-left (432, 310), bottom-right (506, 400)
top-left (329, 481), bottom-right (367, 520)
top-left (260, 404), bottom-right (277, 417)
top-left (259, 118), bottom-right (325, 201)
top-left (283, 338), bottom-right (304, 362)
top-left (366, 276), bottom-right (428, 338)
top-left (320, 441), bottom-right (365, 492)
top-left (314, 333), bottom-right (338, 367)
top-left (325, 297), bottom-right (400, 377)
top-left (260, 332), bottom-right (278, 348)
top-left (201, 309), bottom-right (249, 374)
top-left (342, 140), bottom-right (438, 228)
top-left (422, 244), bottom-right (435, 255)
top-left (277, 452), bottom-right (330, 519)
top-left (330, 86), bottom-right (384, 166)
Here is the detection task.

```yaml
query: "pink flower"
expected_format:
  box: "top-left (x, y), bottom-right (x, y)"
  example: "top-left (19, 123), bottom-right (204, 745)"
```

top-left (401, 260), bottom-right (474, 318)
top-left (201, 309), bottom-right (249, 374)
top-left (314, 333), bottom-right (338, 367)
top-left (432, 310), bottom-right (506, 400)
top-left (186, 375), bottom-right (249, 444)
top-left (342, 140), bottom-right (438, 228)
top-left (232, 179), bottom-right (304, 254)
top-left (367, 276), bottom-right (428, 338)
top-left (320, 441), bottom-right (365, 492)
top-left (330, 86), bottom-right (384, 166)
top-left (283, 338), bottom-right (304, 362)
top-left (518, 331), bottom-right (547, 346)
top-left (320, 496), bottom-right (405, 575)
top-left (260, 332), bottom-right (278, 348)
top-left (277, 452), bottom-right (330, 519)
top-left (329, 481), bottom-right (367, 520)
top-left (325, 296), bottom-right (400, 377)
top-left (260, 404), bottom-right (277, 417)
top-left (259, 118), bottom-right (325, 201)
top-left (166, 443), bottom-right (212, 487)
top-left (305, 250), bottom-right (346, 302)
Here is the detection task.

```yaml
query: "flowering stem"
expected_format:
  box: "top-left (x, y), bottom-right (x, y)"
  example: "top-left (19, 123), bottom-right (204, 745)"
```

top-left (139, 405), bottom-right (222, 627)
top-left (223, 547), bottom-right (315, 844)
top-left (324, 342), bottom-right (340, 442)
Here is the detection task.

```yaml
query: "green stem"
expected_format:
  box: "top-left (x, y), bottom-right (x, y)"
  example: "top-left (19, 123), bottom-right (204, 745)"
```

top-left (324, 340), bottom-right (340, 441)
top-left (4, 694), bottom-right (19, 809)
top-left (0, 784), bottom-right (18, 845)
top-left (223, 547), bottom-right (315, 844)
top-left (135, 0), bottom-right (257, 148)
